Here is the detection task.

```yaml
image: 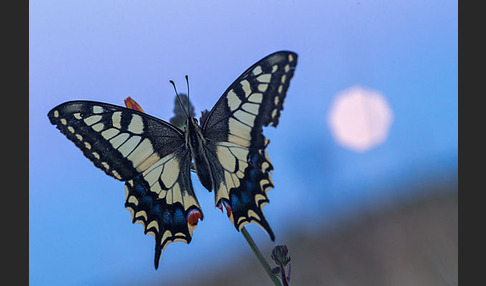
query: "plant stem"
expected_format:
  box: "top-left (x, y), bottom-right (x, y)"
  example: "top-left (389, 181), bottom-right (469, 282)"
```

top-left (241, 227), bottom-right (282, 286)
top-left (279, 264), bottom-right (288, 286)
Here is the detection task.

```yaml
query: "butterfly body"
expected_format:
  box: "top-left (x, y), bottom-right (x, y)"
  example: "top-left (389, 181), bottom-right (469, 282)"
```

top-left (48, 51), bottom-right (297, 269)
top-left (184, 117), bottom-right (215, 192)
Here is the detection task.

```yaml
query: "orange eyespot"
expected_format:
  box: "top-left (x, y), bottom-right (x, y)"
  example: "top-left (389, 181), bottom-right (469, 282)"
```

top-left (187, 209), bottom-right (202, 226)
top-left (217, 201), bottom-right (232, 218)
top-left (224, 203), bottom-right (232, 218)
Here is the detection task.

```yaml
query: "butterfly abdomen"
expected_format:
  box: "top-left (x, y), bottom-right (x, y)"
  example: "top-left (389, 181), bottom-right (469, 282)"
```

top-left (192, 152), bottom-right (213, 192)
top-left (185, 118), bottom-right (215, 192)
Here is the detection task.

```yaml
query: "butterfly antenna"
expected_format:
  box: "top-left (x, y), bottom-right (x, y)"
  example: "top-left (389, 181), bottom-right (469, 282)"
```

top-left (169, 80), bottom-right (189, 119)
top-left (185, 75), bottom-right (191, 118)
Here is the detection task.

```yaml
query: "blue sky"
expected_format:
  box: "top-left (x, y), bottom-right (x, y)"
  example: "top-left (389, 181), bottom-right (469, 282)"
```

top-left (30, 1), bottom-right (457, 285)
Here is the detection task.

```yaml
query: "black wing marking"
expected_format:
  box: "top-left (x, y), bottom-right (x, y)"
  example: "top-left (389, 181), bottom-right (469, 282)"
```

top-left (201, 51), bottom-right (298, 239)
top-left (48, 101), bottom-right (203, 268)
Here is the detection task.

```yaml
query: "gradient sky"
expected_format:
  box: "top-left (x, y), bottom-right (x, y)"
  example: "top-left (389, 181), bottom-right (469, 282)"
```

top-left (30, 1), bottom-right (457, 285)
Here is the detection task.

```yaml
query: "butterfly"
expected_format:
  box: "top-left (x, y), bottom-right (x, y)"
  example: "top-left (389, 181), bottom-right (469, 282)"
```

top-left (48, 51), bottom-right (298, 269)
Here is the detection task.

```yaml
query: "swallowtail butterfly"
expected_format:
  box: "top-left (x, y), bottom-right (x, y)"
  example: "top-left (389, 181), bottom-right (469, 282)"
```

top-left (48, 51), bottom-right (298, 269)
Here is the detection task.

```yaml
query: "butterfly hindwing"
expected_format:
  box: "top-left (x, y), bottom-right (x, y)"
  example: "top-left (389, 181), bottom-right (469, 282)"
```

top-left (202, 51), bottom-right (298, 239)
top-left (124, 150), bottom-right (203, 269)
top-left (48, 101), bottom-right (203, 268)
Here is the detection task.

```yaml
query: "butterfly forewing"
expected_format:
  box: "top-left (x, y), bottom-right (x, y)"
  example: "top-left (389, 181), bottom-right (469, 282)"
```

top-left (202, 51), bottom-right (298, 239)
top-left (48, 101), bottom-right (203, 269)
top-left (48, 101), bottom-right (184, 178)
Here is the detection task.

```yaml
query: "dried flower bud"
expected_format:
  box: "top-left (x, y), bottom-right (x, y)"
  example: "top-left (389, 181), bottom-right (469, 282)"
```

top-left (271, 244), bottom-right (291, 267)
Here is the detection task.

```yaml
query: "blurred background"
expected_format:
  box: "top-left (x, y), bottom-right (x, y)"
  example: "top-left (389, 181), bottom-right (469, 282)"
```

top-left (29, 1), bottom-right (457, 285)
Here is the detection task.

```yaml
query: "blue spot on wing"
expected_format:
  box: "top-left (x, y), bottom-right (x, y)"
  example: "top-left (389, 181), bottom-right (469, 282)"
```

top-left (250, 153), bottom-right (261, 166)
top-left (163, 211), bottom-right (172, 225)
top-left (248, 168), bottom-right (259, 182)
top-left (230, 193), bottom-right (241, 212)
top-left (141, 196), bottom-right (154, 207)
top-left (134, 183), bottom-right (146, 195)
top-left (150, 204), bottom-right (162, 216)
top-left (174, 208), bottom-right (185, 225)
top-left (240, 191), bottom-right (251, 204)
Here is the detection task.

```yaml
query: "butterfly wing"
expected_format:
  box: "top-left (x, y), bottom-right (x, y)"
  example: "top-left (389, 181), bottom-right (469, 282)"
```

top-left (48, 101), bottom-right (203, 269)
top-left (124, 154), bottom-right (202, 269)
top-left (201, 51), bottom-right (298, 239)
